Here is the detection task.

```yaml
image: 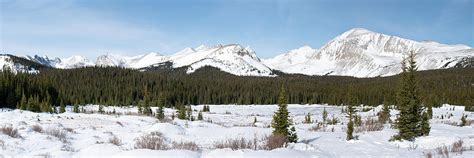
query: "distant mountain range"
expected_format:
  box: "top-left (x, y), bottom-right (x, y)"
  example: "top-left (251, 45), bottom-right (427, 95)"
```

top-left (1, 28), bottom-right (473, 77)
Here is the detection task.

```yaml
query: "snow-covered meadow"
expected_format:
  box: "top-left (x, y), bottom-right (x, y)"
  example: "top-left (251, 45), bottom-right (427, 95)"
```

top-left (0, 104), bottom-right (472, 157)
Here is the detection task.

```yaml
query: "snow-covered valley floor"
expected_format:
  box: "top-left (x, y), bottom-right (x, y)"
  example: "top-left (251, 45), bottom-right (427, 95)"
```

top-left (0, 104), bottom-right (473, 158)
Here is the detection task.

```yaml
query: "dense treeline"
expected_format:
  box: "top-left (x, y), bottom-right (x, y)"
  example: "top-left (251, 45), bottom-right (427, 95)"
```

top-left (0, 66), bottom-right (472, 111)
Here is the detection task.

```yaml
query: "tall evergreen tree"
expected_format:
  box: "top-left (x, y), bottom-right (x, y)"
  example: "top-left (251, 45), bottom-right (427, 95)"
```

top-left (156, 104), bottom-right (165, 120)
top-left (322, 107), bottom-right (328, 123)
top-left (271, 85), bottom-right (297, 143)
top-left (73, 104), bottom-right (79, 113)
top-left (59, 103), bottom-right (66, 113)
top-left (197, 111), bottom-right (203, 120)
top-left (420, 112), bottom-right (430, 136)
top-left (392, 51), bottom-right (425, 141)
top-left (346, 102), bottom-right (355, 140)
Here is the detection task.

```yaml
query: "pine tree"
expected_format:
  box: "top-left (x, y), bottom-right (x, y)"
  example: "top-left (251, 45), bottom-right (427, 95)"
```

top-left (197, 111), bottom-right (203, 120)
top-left (322, 107), bottom-right (328, 123)
top-left (392, 51), bottom-right (424, 141)
top-left (98, 105), bottom-right (104, 113)
top-left (177, 104), bottom-right (187, 120)
top-left (346, 103), bottom-right (355, 140)
top-left (271, 85), bottom-right (297, 143)
top-left (288, 126), bottom-right (298, 143)
top-left (460, 114), bottom-right (466, 127)
top-left (420, 112), bottom-right (430, 136)
top-left (73, 104), bottom-right (79, 113)
top-left (137, 100), bottom-right (143, 114)
top-left (156, 104), bottom-right (165, 120)
top-left (59, 103), bottom-right (66, 113)
top-left (427, 104), bottom-right (433, 119)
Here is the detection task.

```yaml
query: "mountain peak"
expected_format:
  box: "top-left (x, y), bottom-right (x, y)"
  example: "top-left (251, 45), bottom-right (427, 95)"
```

top-left (339, 28), bottom-right (375, 39)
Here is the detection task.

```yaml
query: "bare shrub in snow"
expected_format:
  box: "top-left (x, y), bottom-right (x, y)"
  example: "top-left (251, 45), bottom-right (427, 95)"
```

top-left (45, 128), bottom-right (67, 142)
top-left (108, 135), bottom-right (122, 146)
top-left (36, 153), bottom-right (52, 158)
top-left (355, 118), bottom-right (384, 133)
top-left (1, 126), bottom-right (19, 138)
top-left (423, 151), bottom-right (433, 158)
top-left (214, 137), bottom-right (256, 150)
top-left (435, 145), bottom-right (449, 158)
top-left (172, 141), bottom-right (200, 151)
top-left (64, 127), bottom-right (74, 133)
top-left (135, 132), bottom-right (168, 150)
top-left (264, 134), bottom-right (286, 150)
top-left (309, 122), bottom-right (326, 132)
top-left (451, 139), bottom-right (463, 154)
top-left (32, 124), bottom-right (43, 133)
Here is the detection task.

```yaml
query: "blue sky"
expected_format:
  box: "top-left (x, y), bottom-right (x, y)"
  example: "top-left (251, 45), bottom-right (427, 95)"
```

top-left (1, 0), bottom-right (472, 59)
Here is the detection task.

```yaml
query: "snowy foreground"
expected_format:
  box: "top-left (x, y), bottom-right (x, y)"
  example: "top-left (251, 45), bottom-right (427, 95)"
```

top-left (0, 104), bottom-right (473, 158)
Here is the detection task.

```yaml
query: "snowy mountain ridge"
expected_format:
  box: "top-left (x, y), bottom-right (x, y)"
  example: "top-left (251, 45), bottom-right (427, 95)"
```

top-left (263, 28), bottom-right (473, 77)
top-left (10, 28), bottom-right (474, 77)
top-left (26, 44), bottom-right (274, 76)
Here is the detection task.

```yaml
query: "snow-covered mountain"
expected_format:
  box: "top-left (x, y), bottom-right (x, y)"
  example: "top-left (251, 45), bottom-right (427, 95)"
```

top-left (25, 55), bottom-right (94, 69)
top-left (0, 54), bottom-right (43, 73)
top-left (263, 28), bottom-right (474, 77)
top-left (10, 28), bottom-right (474, 77)
top-left (23, 44), bottom-right (274, 76)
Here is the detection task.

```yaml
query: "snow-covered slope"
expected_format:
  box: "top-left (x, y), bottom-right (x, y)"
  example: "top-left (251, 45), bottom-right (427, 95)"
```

top-left (264, 28), bottom-right (474, 77)
top-left (54, 55), bottom-right (94, 69)
top-left (1, 104), bottom-right (473, 157)
top-left (169, 44), bottom-right (274, 76)
top-left (28, 44), bottom-right (274, 76)
top-left (0, 55), bottom-right (40, 73)
top-left (25, 55), bottom-right (94, 69)
top-left (24, 55), bottom-right (61, 67)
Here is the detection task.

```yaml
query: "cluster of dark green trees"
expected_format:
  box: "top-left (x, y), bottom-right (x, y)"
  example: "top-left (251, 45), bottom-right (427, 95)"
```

top-left (0, 59), bottom-right (472, 111)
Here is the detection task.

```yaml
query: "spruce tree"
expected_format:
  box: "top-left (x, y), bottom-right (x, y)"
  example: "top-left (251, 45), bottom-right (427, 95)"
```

top-left (19, 93), bottom-right (27, 110)
top-left (271, 85), bottom-right (297, 143)
top-left (392, 51), bottom-right (424, 141)
top-left (420, 112), bottom-right (430, 136)
top-left (427, 104), bottom-right (433, 119)
top-left (288, 126), bottom-right (298, 143)
top-left (156, 104), bottom-right (165, 120)
top-left (59, 103), bottom-right (66, 113)
top-left (73, 104), bottom-right (79, 113)
top-left (98, 105), bottom-right (104, 114)
top-left (322, 107), bottom-right (328, 123)
top-left (197, 111), bottom-right (203, 120)
top-left (177, 104), bottom-right (187, 120)
top-left (346, 103), bottom-right (355, 140)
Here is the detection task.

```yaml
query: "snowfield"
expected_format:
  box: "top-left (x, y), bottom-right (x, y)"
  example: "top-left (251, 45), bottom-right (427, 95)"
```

top-left (0, 104), bottom-right (472, 157)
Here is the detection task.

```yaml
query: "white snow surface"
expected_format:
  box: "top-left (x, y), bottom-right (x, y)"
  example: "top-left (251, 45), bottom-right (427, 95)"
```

top-left (0, 104), bottom-right (473, 157)
top-left (263, 28), bottom-right (474, 77)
